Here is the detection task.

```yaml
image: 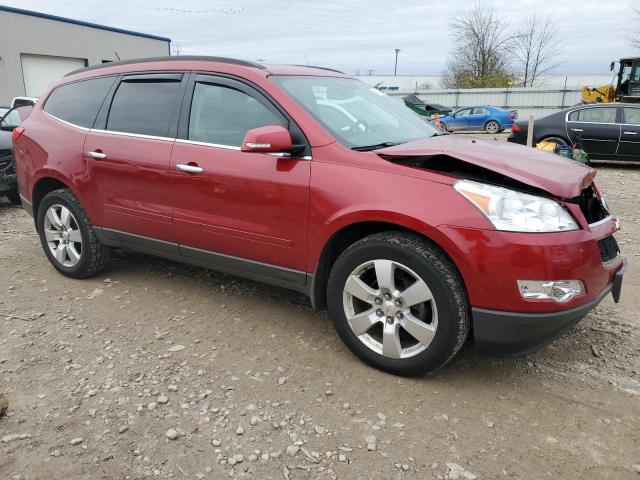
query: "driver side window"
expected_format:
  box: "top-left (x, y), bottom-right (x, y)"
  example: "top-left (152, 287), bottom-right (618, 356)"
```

top-left (188, 82), bottom-right (285, 147)
top-left (456, 108), bottom-right (472, 116)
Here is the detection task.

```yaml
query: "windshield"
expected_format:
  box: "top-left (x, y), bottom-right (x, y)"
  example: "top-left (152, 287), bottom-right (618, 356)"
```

top-left (270, 76), bottom-right (440, 150)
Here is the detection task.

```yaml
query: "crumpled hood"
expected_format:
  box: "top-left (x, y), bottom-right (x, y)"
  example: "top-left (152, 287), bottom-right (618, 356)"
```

top-left (378, 134), bottom-right (596, 198)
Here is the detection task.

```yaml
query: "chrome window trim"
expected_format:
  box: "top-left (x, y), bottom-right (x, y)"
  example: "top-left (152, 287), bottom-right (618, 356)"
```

top-left (565, 106), bottom-right (620, 125)
top-left (174, 138), bottom-right (241, 150)
top-left (42, 111), bottom-right (91, 132)
top-left (90, 128), bottom-right (175, 142)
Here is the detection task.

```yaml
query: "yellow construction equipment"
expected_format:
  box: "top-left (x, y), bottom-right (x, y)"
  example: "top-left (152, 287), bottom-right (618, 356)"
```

top-left (581, 57), bottom-right (640, 103)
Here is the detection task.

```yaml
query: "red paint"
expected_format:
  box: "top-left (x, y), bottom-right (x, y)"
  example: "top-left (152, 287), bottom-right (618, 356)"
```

top-left (14, 58), bottom-right (622, 317)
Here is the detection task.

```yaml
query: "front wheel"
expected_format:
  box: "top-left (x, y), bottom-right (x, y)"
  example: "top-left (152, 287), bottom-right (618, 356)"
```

top-left (37, 188), bottom-right (111, 278)
top-left (327, 232), bottom-right (470, 376)
top-left (485, 120), bottom-right (500, 134)
top-left (439, 122), bottom-right (448, 133)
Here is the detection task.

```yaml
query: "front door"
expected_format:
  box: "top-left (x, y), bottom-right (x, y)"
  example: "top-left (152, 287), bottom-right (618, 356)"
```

top-left (618, 106), bottom-right (640, 159)
top-left (85, 73), bottom-right (185, 242)
top-left (449, 108), bottom-right (471, 131)
top-left (566, 106), bottom-right (620, 157)
top-left (170, 74), bottom-right (311, 282)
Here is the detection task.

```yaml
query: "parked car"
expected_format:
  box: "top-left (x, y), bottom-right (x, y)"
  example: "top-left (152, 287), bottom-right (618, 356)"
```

top-left (0, 105), bottom-right (33, 204)
top-left (440, 105), bottom-right (517, 133)
top-left (508, 104), bottom-right (640, 160)
top-left (10, 96), bottom-right (38, 108)
top-left (14, 57), bottom-right (624, 376)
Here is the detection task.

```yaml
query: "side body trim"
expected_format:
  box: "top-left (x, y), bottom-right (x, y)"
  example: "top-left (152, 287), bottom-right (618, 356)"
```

top-left (94, 227), bottom-right (311, 295)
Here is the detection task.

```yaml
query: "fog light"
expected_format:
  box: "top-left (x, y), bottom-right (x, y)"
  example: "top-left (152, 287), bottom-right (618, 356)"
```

top-left (517, 280), bottom-right (585, 303)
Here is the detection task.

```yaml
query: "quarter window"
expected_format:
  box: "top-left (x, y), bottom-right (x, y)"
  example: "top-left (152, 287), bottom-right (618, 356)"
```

top-left (188, 82), bottom-right (284, 146)
top-left (623, 108), bottom-right (640, 125)
top-left (568, 107), bottom-right (617, 123)
top-left (106, 78), bottom-right (182, 137)
top-left (44, 77), bottom-right (116, 128)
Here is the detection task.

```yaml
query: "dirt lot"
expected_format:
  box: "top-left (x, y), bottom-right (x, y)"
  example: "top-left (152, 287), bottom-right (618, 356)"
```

top-left (1, 142), bottom-right (639, 479)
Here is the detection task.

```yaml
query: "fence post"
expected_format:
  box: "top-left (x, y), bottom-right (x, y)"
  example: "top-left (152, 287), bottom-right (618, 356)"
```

top-left (526, 115), bottom-right (535, 147)
top-left (561, 76), bottom-right (567, 108)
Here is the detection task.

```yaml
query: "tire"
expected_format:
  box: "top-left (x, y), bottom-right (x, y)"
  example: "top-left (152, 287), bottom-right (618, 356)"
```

top-left (327, 232), bottom-right (470, 376)
top-left (484, 120), bottom-right (500, 134)
top-left (439, 122), bottom-right (448, 133)
top-left (535, 136), bottom-right (568, 152)
top-left (36, 188), bottom-right (111, 279)
top-left (6, 189), bottom-right (20, 205)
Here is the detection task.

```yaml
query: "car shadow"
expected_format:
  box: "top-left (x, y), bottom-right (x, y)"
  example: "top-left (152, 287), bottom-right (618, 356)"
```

top-left (101, 248), bottom-right (622, 384)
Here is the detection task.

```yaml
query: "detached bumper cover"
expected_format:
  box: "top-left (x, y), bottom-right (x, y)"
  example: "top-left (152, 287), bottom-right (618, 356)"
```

top-left (473, 259), bottom-right (626, 356)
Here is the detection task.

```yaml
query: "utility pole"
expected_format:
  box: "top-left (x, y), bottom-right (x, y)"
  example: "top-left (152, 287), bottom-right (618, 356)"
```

top-left (394, 48), bottom-right (401, 76)
top-left (367, 69), bottom-right (374, 76)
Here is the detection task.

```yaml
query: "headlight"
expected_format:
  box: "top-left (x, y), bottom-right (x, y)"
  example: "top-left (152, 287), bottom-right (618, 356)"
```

top-left (454, 179), bottom-right (579, 232)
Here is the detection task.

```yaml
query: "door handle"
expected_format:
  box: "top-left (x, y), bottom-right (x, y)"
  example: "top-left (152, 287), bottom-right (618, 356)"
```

top-left (176, 164), bottom-right (204, 174)
top-left (623, 131), bottom-right (638, 135)
top-left (87, 151), bottom-right (107, 159)
top-left (570, 128), bottom-right (583, 132)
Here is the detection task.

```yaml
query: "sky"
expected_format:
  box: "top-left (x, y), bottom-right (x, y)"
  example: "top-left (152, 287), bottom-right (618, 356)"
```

top-left (3, 0), bottom-right (638, 75)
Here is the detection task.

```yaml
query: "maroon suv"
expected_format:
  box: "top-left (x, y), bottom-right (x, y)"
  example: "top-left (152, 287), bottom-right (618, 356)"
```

top-left (13, 57), bottom-right (625, 375)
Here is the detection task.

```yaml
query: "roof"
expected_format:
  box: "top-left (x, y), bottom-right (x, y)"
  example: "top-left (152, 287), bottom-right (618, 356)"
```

top-left (64, 56), bottom-right (349, 78)
top-left (0, 4), bottom-right (171, 43)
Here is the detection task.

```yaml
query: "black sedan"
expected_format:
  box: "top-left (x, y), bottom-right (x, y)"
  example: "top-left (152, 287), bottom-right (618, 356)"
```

top-left (508, 103), bottom-right (640, 161)
top-left (0, 105), bottom-right (33, 204)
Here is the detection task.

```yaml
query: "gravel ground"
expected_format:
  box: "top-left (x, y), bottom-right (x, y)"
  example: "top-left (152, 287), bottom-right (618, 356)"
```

top-left (1, 139), bottom-right (639, 479)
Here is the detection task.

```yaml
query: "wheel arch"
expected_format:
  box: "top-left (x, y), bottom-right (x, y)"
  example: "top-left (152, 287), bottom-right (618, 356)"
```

top-left (31, 175), bottom-right (73, 230)
top-left (309, 219), bottom-right (467, 312)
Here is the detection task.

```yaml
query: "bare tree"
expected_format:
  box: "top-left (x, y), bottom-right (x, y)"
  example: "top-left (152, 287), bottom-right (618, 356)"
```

top-left (513, 14), bottom-right (561, 87)
top-left (630, 6), bottom-right (640, 49)
top-left (442, 4), bottom-right (514, 89)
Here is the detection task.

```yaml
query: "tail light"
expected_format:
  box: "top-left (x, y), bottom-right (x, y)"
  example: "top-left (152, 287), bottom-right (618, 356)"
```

top-left (12, 127), bottom-right (25, 143)
top-left (512, 123), bottom-right (521, 133)
top-left (508, 112), bottom-right (515, 120)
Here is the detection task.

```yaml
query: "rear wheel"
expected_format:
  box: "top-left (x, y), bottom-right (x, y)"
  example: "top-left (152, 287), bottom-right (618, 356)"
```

top-left (485, 120), bottom-right (500, 134)
top-left (327, 232), bottom-right (470, 376)
top-left (535, 136), bottom-right (568, 152)
top-left (37, 188), bottom-right (111, 278)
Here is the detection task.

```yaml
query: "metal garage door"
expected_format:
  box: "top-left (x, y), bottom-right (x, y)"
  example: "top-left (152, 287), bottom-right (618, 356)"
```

top-left (21, 54), bottom-right (86, 97)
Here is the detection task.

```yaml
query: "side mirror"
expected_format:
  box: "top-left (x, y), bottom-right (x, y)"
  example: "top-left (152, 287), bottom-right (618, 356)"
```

top-left (241, 125), bottom-right (292, 154)
top-left (610, 61), bottom-right (615, 72)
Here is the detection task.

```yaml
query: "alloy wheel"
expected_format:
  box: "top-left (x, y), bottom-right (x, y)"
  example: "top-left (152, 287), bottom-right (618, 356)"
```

top-left (486, 121), bottom-right (499, 134)
top-left (43, 204), bottom-right (83, 267)
top-left (342, 259), bottom-right (438, 359)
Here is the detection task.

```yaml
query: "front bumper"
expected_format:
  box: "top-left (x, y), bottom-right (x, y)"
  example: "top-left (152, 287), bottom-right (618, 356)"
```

top-left (472, 259), bottom-right (626, 355)
top-left (0, 172), bottom-right (17, 193)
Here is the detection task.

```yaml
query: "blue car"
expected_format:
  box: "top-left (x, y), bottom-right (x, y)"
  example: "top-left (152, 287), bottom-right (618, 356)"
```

top-left (439, 105), bottom-right (517, 134)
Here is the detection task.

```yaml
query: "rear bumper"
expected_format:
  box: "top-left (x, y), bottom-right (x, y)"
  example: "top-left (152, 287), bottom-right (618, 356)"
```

top-left (473, 259), bottom-right (626, 355)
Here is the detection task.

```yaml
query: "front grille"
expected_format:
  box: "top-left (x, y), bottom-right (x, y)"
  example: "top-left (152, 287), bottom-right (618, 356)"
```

top-left (578, 185), bottom-right (609, 224)
top-left (598, 235), bottom-right (620, 263)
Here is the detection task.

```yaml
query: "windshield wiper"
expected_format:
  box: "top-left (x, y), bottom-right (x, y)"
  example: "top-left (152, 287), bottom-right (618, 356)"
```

top-left (351, 141), bottom-right (401, 152)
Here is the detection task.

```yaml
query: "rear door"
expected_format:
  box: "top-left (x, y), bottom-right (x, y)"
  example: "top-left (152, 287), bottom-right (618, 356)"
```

top-left (618, 106), bottom-right (640, 159)
top-left (468, 107), bottom-right (489, 129)
top-left (84, 73), bottom-right (186, 242)
top-left (566, 106), bottom-right (620, 157)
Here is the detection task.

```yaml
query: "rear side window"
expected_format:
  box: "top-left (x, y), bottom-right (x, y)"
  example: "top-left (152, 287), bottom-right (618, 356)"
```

top-left (44, 77), bottom-right (116, 128)
top-left (107, 77), bottom-right (182, 137)
top-left (623, 108), bottom-right (640, 125)
top-left (188, 82), bottom-right (284, 146)
top-left (568, 107), bottom-right (617, 123)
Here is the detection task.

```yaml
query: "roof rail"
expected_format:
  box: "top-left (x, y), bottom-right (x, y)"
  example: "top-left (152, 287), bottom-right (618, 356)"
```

top-left (289, 64), bottom-right (345, 74)
top-left (65, 56), bottom-right (265, 77)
